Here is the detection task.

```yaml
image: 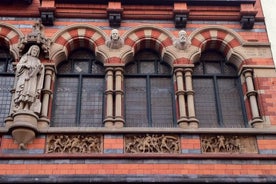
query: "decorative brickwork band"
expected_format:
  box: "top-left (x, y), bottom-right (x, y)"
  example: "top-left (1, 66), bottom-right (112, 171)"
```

top-left (200, 135), bottom-right (258, 154)
top-left (46, 134), bottom-right (102, 153)
top-left (125, 134), bottom-right (180, 154)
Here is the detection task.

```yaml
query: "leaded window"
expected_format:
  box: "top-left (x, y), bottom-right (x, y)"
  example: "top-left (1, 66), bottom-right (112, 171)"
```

top-left (124, 49), bottom-right (176, 127)
top-left (0, 47), bottom-right (14, 126)
top-left (52, 49), bottom-right (105, 127)
top-left (193, 50), bottom-right (247, 128)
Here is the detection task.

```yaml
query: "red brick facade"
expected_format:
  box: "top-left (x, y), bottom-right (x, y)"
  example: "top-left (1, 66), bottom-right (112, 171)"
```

top-left (0, 0), bottom-right (275, 183)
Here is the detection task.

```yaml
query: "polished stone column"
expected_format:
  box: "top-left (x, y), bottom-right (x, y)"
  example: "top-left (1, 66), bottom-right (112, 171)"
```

top-left (175, 68), bottom-right (188, 128)
top-left (104, 67), bottom-right (114, 127)
top-left (184, 68), bottom-right (199, 128)
top-left (242, 69), bottom-right (263, 128)
top-left (114, 67), bottom-right (124, 128)
top-left (39, 65), bottom-right (54, 128)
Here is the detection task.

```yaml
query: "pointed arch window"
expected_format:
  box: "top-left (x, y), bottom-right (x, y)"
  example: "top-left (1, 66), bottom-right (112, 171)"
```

top-left (193, 50), bottom-right (247, 128)
top-left (0, 46), bottom-right (14, 126)
top-left (124, 49), bottom-right (176, 127)
top-left (52, 48), bottom-right (105, 127)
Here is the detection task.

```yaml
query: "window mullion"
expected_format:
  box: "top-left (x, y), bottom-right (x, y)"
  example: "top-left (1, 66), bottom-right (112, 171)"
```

top-left (76, 75), bottom-right (83, 126)
top-left (147, 75), bottom-right (152, 127)
top-left (213, 76), bottom-right (224, 126)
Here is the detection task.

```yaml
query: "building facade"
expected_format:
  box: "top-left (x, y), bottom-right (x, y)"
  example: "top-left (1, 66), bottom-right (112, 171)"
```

top-left (0, 0), bottom-right (276, 183)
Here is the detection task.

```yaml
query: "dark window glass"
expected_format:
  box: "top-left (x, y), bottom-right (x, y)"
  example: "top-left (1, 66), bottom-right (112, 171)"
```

top-left (52, 49), bottom-right (105, 127)
top-left (193, 50), bottom-right (247, 128)
top-left (124, 49), bottom-right (176, 127)
top-left (0, 47), bottom-right (14, 126)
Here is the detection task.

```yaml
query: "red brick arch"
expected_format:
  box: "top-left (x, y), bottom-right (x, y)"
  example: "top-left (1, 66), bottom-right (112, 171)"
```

top-left (0, 23), bottom-right (24, 60)
top-left (189, 26), bottom-right (246, 68)
top-left (51, 24), bottom-right (107, 64)
top-left (122, 25), bottom-right (174, 64)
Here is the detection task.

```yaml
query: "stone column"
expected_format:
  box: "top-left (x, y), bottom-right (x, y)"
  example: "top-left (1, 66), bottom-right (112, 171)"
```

top-left (39, 65), bottom-right (54, 128)
top-left (242, 69), bottom-right (263, 128)
top-left (114, 67), bottom-right (124, 128)
top-left (184, 68), bottom-right (199, 128)
top-left (104, 67), bottom-right (114, 127)
top-left (175, 68), bottom-right (188, 128)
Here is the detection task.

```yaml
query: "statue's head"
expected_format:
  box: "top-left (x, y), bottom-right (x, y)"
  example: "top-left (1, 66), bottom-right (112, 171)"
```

top-left (111, 29), bottom-right (120, 41)
top-left (28, 45), bottom-right (40, 57)
top-left (178, 30), bottom-right (188, 44)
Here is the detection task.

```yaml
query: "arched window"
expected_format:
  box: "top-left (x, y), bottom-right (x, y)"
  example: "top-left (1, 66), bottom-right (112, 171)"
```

top-left (0, 46), bottom-right (14, 126)
top-left (124, 49), bottom-right (176, 127)
top-left (193, 50), bottom-right (247, 128)
top-left (52, 48), bottom-right (105, 127)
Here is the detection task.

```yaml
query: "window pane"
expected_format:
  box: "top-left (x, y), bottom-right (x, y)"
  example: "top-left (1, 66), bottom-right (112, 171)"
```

top-left (205, 61), bottom-right (221, 74)
top-left (52, 77), bottom-right (78, 127)
top-left (80, 77), bottom-right (104, 127)
top-left (193, 78), bottom-right (218, 128)
top-left (0, 76), bottom-right (14, 126)
top-left (125, 78), bottom-right (148, 127)
top-left (151, 78), bottom-right (174, 127)
top-left (73, 61), bottom-right (89, 73)
top-left (218, 78), bottom-right (245, 128)
top-left (140, 61), bottom-right (155, 74)
top-left (0, 60), bottom-right (6, 72)
top-left (158, 62), bottom-right (171, 74)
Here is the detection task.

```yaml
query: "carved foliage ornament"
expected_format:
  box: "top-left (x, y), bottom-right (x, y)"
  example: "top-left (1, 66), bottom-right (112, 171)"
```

top-left (200, 135), bottom-right (258, 153)
top-left (46, 134), bottom-right (102, 153)
top-left (125, 134), bottom-right (180, 154)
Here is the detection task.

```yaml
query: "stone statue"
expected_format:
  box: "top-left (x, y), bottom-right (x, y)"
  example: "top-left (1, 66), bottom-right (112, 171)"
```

top-left (105, 29), bottom-right (123, 49)
top-left (173, 30), bottom-right (191, 50)
top-left (14, 45), bottom-right (44, 113)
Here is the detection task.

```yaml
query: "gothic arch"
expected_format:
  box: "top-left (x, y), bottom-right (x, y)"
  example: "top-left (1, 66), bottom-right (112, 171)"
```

top-left (0, 23), bottom-right (24, 61)
top-left (121, 25), bottom-right (175, 66)
top-left (189, 25), bottom-right (247, 69)
top-left (50, 24), bottom-right (108, 66)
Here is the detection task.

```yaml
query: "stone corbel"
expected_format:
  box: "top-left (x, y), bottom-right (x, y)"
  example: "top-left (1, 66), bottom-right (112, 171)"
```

top-left (39, 0), bottom-right (56, 26)
top-left (107, 2), bottom-right (123, 27)
top-left (173, 3), bottom-right (189, 28)
top-left (240, 3), bottom-right (258, 29)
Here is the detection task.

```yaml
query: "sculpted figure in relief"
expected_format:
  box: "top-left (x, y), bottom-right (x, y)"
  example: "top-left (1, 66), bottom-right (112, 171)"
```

top-left (14, 45), bottom-right (44, 113)
top-left (173, 30), bottom-right (191, 50)
top-left (105, 29), bottom-right (123, 49)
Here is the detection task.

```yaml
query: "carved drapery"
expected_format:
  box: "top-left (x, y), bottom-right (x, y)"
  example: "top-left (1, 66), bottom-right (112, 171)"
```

top-left (125, 134), bottom-right (180, 154)
top-left (46, 134), bottom-right (102, 153)
top-left (200, 135), bottom-right (258, 153)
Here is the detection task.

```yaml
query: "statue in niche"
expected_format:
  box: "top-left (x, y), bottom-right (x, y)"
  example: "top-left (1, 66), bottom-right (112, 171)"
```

top-left (105, 29), bottom-right (123, 49)
top-left (173, 30), bottom-right (191, 50)
top-left (13, 45), bottom-right (44, 113)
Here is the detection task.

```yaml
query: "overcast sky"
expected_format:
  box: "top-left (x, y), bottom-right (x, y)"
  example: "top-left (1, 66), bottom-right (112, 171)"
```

top-left (260, 0), bottom-right (276, 62)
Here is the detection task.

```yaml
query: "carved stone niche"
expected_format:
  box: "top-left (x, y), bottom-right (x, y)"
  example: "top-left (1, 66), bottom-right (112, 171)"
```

top-left (125, 134), bottom-right (180, 154)
top-left (200, 135), bottom-right (258, 154)
top-left (46, 134), bottom-right (103, 154)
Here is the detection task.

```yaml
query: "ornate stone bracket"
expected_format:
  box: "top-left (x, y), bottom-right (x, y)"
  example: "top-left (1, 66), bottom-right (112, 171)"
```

top-left (18, 21), bottom-right (52, 58)
top-left (39, 0), bottom-right (56, 26)
top-left (107, 2), bottom-right (123, 27)
top-left (240, 3), bottom-right (258, 29)
top-left (173, 2), bottom-right (189, 28)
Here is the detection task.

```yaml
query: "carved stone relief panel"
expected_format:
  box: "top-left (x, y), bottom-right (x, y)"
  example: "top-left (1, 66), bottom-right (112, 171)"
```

top-left (125, 134), bottom-right (180, 154)
top-left (200, 135), bottom-right (258, 154)
top-left (46, 134), bottom-right (102, 153)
